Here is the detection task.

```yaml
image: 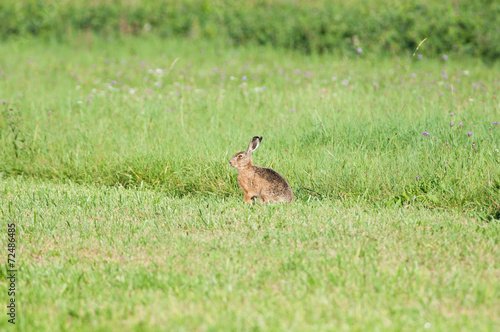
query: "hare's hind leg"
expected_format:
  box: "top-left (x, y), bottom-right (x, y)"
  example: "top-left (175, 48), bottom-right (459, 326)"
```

top-left (260, 195), bottom-right (273, 204)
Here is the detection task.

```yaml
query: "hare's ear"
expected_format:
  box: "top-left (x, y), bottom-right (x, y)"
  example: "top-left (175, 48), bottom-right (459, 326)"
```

top-left (248, 136), bottom-right (263, 152)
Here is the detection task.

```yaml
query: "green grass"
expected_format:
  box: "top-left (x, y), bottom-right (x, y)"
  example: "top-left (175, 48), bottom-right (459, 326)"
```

top-left (1, 177), bottom-right (499, 331)
top-left (1, 37), bottom-right (499, 211)
top-left (0, 36), bottom-right (499, 331)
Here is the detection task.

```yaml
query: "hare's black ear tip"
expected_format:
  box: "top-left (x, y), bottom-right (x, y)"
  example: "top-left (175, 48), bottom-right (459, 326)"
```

top-left (259, 136), bottom-right (263, 141)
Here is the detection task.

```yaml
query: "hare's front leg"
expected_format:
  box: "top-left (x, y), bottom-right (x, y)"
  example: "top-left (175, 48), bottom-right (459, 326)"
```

top-left (243, 193), bottom-right (254, 203)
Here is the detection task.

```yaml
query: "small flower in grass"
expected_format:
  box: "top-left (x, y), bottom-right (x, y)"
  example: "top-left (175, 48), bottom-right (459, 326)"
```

top-left (467, 132), bottom-right (473, 136)
top-left (472, 142), bottom-right (475, 147)
top-left (459, 122), bottom-right (464, 127)
top-left (111, 80), bottom-right (117, 85)
top-left (494, 122), bottom-right (499, 126)
top-left (1, 99), bottom-right (5, 104)
top-left (442, 54), bottom-right (448, 61)
top-left (417, 54), bottom-right (423, 60)
top-left (450, 122), bottom-right (454, 127)
top-left (48, 111), bottom-right (52, 114)
top-left (450, 112), bottom-right (454, 116)
top-left (422, 132), bottom-right (429, 136)
top-left (242, 76), bottom-right (247, 81)
top-left (356, 47), bottom-right (363, 53)
top-left (290, 108), bottom-right (295, 112)
top-left (415, 175), bottom-right (420, 180)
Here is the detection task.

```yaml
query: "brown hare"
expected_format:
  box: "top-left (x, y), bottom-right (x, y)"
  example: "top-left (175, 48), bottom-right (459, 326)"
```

top-left (229, 136), bottom-right (294, 203)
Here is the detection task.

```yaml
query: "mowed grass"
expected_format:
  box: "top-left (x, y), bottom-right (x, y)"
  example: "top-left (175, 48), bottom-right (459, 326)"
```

top-left (1, 177), bottom-right (499, 331)
top-left (0, 36), bottom-right (499, 331)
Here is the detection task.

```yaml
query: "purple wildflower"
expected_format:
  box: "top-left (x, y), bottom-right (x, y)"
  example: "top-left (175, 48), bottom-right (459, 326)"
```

top-left (422, 132), bottom-right (430, 136)
top-left (450, 112), bottom-right (454, 116)
top-left (415, 175), bottom-right (420, 180)
top-left (1, 100), bottom-right (5, 104)
top-left (356, 47), bottom-right (363, 53)
top-left (467, 132), bottom-right (473, 136)
top-left (48, 111), bottom-right (52, 114)
top-left (472, 142), bottom-right (475, 147)
top-left (242, 76), bottom-right (247, 81)
top-left (290, 108), bottom-right (295, 112)
top-left (450, 123), bottom-right (454, 127)
top-left (442, 55), bottom-right (448, 61)
top-left (111, 80), bottom-right (117, 85)
top-left (494, 122), bottom-right (499, 126)
top-left (417, 54), bottom-right (423, 60)
top-left (459, 122), bottom-right (464, 127)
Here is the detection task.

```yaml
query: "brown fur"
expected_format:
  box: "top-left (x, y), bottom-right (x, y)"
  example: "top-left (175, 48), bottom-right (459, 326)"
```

top-left (229, 136), bottom-right (294, 203)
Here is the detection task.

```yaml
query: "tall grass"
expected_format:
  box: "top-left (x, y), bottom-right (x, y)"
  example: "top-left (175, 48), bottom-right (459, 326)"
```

top-left (1, 37), bottom-right (498, 214)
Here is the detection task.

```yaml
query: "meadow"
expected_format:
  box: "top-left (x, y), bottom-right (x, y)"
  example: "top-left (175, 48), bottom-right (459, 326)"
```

top-left (0, 36), bottom-right (499, 331)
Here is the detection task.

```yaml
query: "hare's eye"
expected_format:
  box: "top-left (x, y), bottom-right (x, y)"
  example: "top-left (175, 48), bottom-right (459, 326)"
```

top-left (238, 155), bottom-right (243, 159)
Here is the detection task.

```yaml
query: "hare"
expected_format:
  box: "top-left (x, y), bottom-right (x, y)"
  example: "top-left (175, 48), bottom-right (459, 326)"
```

top-left (229, 136), bottom-right (294, 203)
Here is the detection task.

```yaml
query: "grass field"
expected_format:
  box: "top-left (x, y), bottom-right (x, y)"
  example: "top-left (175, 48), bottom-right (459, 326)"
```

top-left (0, 36), bottom-right (499, 331)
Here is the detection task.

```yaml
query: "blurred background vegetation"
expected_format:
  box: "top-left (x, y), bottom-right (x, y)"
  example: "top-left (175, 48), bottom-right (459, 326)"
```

top-left (1, 0), bottom-right (499, 60)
